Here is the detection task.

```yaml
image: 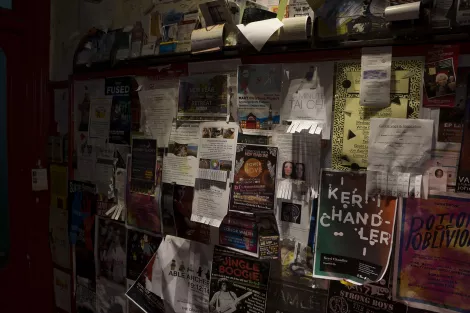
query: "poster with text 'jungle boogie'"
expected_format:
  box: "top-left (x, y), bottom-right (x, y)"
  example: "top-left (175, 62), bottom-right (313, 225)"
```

top-left (314, 170), bottom-right (397, 284)
top-left (394, 195), bottom-right (470, 313)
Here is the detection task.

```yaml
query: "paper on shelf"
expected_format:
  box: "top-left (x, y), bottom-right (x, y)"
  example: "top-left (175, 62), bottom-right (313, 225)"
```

top-left (191, 24), bottom-right (224, 53)
top-left (236, 18), bottom-right (283, 51)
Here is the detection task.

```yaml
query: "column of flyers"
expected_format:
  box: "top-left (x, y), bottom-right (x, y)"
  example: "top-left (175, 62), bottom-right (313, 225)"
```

top-left (209, 246), bottom-right (270, 313)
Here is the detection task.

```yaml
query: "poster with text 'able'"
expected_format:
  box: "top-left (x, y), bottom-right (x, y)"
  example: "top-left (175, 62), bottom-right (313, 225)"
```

top-left (314, 170), bottom-right (397, 284)
top-left (394, 196), bottom-right (470, 313)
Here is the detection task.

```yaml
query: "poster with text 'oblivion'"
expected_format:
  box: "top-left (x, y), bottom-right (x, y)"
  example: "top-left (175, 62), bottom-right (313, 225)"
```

top-left (314, 170), bottom-right (397, 284)
top-left (394, 195), bottom-right (470, 313)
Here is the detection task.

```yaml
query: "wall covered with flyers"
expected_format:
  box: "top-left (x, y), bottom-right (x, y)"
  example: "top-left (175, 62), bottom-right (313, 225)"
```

top-left (47, 42), bottom-right (470, 313)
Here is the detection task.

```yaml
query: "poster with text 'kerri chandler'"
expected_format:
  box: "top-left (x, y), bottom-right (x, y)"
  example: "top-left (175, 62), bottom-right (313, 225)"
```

top-left (314, 170), bottom-right (397, 284)
top-left (394, 195), bottom-right (470, 313)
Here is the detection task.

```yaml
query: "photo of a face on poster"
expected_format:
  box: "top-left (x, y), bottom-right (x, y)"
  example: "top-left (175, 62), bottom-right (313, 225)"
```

top-left (281, 161), bottom-right (306, 181)
top-left (424, 58), bottom-right (457, 99)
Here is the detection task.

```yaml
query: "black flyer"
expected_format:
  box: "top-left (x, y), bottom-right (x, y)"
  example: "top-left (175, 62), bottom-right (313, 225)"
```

top-left (126, 228), bottom-right (162, 281)
top-left (131, 138), bottom-right (157, 193)
top-left (209, 246), bottom-right (270, 313)
top-left (105, 76), bottom-right (132, 145)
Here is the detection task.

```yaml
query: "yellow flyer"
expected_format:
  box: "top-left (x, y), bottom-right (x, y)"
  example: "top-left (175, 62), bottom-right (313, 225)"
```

top-left (332, 58), bottom-right (424, 170)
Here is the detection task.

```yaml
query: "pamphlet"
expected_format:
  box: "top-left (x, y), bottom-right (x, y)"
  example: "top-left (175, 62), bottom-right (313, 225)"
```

top-left (106, 76), bottom-right (132, 145)
top-left (314, 170), bottom-right (397, 284)
top-left (359, 46), bottom-right (392, 107)
top-left (158, 235), bottom-right (214, 313)
top-left (89, 98), bottom-right (113, 139)
top-left (276, 200), bottom-right (311, 245)
top-left (209, 245), bottom-right (270, 313)
top-left (131, 138), bottom-right (157, 193)
top-left (238, 64), bottom-right (282, 129)
top-left (126, 228), bottom-right (162, 281)
top-left (230, 144), bottom-right (278, 212)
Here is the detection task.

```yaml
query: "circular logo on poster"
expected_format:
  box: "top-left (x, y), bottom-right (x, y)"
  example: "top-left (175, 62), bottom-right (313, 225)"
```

top-left (244, 158), bottom-right (262, 178)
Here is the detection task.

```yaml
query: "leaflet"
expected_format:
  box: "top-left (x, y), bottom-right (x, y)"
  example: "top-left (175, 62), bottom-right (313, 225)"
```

top-left (359, 46), bottom-right (392, 107)
top-left (131, 138), bottom-right (157, 194)
top-left (139, 88), bottom-right (177, 148)
top-left (126, 228), bottom-right (162, 281)
top-left (367, 118), bottom-right (433, 173)
top-left (163, 122), bottom-right (200, 187)
top-left (276, 199), bottom-right (311, 245)
top-left (53, 268), bottom-right (72, 312)
top-left (314, 170), bottom-right (397, 284)
top-left (89, 98), bottom-right (112, 139)
top-left (281, 62), bottom-right (334, 139)
top-left (191, 122), bottom-right (239, 227)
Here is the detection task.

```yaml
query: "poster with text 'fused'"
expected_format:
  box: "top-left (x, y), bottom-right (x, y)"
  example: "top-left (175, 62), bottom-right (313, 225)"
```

top-left (394, 196), bottom-right (470, 313)
top-left (314, 170), bottom-right (397, 284)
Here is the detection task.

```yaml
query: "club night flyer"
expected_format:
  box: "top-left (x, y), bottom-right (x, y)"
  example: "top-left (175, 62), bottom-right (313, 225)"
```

top-left (314, 170), bottom-right (397, 284)
top-left (131, 138), bottom-right (157, 193)
top-left (237, 64), bottom-right (282, 130)
top-left (230, 144), bottom-right (278, 212)
top-left (178, 74), bottom-right (229, 120)
top-left (394, 196), bottom-right (470, 312)
top-left (105, 76), bottom-right (132, 145)
top-left (209, 246), bottom-right (270, 313)
top-left (69, 180), bottom-right (97, 283)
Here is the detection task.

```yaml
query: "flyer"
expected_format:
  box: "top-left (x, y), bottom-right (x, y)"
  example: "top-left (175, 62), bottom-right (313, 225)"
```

top-left (126, 228), bottom-right (162, 281)
top-left (106, 76), bottom-right (132, 145)
top-left (161, 183), bottom-right (177, 236)
top-left (394, 195), bottom-right (470, 313)
top-left (69, 180), bottom-right (96, 283)
top-left (423, 45), bottom-right (459, 108)
top-left (280, 62), bottom-right (334, 139)
top-left (238, 64), bottom-right (282, 129)
top-left (127, 192), bottom-right (161, 234)
top-left (74, 79), bottom-right (105, 133)
top-left (96, 278), bottom-right (127, 313)
top-left (49, 206), bottom-right (71, 269)
top-left (314, 170), bottom-right (397, 284)
top-left (359, 46), bottom-right (392, 107)
top-left (456, 103), bottom-right (470, 193)
top-left (276, 200), bottom-right (312, 245)
top-left (76, 276), bottom-right (97, 313)
top-left (163, 122), bottom-right (200, 187)
top-left (131, 138), bottom-right (157, 193)
top-left (96, 218), bottom-right (127, 286)
top-left (158, 235), bottom-right (214, 313)
top-left (191, 122), bottom-right (239, 227)
top-left (178, 74), bottom-right (229, 120)
top-left (89, 98), bottom-right (113, 139)
top-left (53, 268), bottom-right (72, 312)
top-left (332, 58), bottom-right (424, 171)
top-left (126, 253), bottom-right (165, 313)
top-left (209, 245), bottom-right (270, 313)
top-left (230, 144), bottom-right (278, 212)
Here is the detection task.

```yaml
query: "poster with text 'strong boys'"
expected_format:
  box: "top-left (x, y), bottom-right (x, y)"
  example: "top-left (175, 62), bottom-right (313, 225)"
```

top-left (314, 170), bottom-right (397, 284)
top-left (394, 195), bottom-right (470, 313)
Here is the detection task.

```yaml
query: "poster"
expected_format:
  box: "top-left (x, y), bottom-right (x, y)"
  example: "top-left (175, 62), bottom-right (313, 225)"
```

top-left (96, 218), bottom-right (127, 286)
top-left (49, 206), bottom-right (71, 269)
top-left (238, 64), bottom-right (282, 129)
top-left (89, 98), bottom-right (113, 139)
top-left (178, 74), bottom-right (229, 120)
top-left (280, 62), bottom-right (334, 139)
top-left (456, 103), bottom-right (470, 193)
top-left (314, 170), bottom-right (397, 284)
top-left (50, 164), bottom-right (68, 210)
top-left (126, 228), bottom-right (162, 281)
top-left (76, 276), bottom-right (97, 313)
top-left (127, 193), bottom-right (161, 234)
top-left (158, 235), bottom-right (214, 313)
top-left (131, 138), bottom-right (157, 193)
top-left (69, 180), bottom-right (97, 283)
top-left (106, 77), bottom-right (132, 145)
top-left (74, 79), bottom-right (105, 133)
top-left (96, 278), bottom-right (127, 313)
top-left (209, 246), bottom-right (270, 313)
top-left (126, 253), bottom-right (165, 313)
top-left (53, 268), bottom-right (72, 312)
top-left (394, 195), bottom-right (470, 313)
top-left (230, 144), bottom-right (278, 212)
top-left (331, 58), bottom-right (424, 171)
top-left (423, 45), bottom-right (459, 108)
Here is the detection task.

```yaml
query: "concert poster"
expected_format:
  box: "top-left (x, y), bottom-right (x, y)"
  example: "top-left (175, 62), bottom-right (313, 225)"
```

top-left (131, 138), bottom-right (157, 194)
top-left (230, 144), bottom-right (278, 212)
top-left (126, 228), bottom-right (162, 281)
top-left (209, 246), bottom-right (270, 313)
top-left (69, 180), bottom-right (97, 283)
top-left (105, 76), bottom-right (132, 145)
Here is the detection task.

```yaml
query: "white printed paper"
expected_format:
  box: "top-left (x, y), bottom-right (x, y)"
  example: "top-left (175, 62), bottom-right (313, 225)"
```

top-left (162, 123), bottom-right (200, 187)
top-left (89, 98), bottom-right (112, 138)
top-left (53, 268), bottom-right (72, 312)
top-left (276, 199), bottom-right (311, 245)
top-left (191, 122), bottom-right (239, 227)
top-left (281, 62), bottom-right (334, 139)
top-left (139, 88), bottom-right (177, 148)
top-left (237, 18), bottom-right (283, 51)
top-left (360, 46), bottom-right (392, 107)
top-left (32, 168), bottom-right (48, 191)
top-left (367, 118), bottom-right (434, 173)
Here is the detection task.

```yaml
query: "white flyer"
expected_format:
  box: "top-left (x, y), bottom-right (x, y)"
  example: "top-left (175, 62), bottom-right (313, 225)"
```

top-left (53, 268), bottom-right (72, 312)
top-left (276, 199), bottom-right (311, 245)
top-left (89, 98), bottom-right (112, 138)
top-left (281, 62), bottom-right (334, 139)
top-left (367, 118), bottom-right (434, 173)
top-left (139, 88), bottom-right (177, 148)
top-left (359, 46), bottom-right (392, 107)
top-left (191, 122), bottom-right (239, 227)
top-left (162, 122), bottom-right (200, 187)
